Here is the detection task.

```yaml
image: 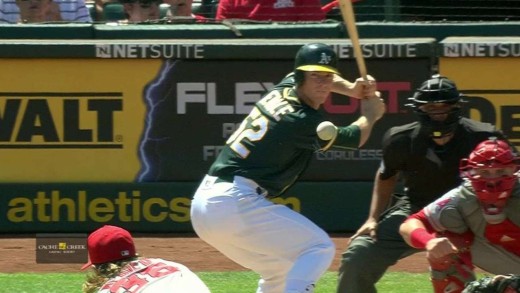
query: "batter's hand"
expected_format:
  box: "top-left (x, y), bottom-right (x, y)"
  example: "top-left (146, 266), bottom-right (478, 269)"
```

top-left (351, 75), bottom-right (377, 99)
top-left (347, 219), bottom-right (378, 245)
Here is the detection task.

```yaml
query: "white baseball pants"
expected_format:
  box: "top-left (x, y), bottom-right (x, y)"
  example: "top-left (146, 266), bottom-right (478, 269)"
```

top-left (191, 175), bottom-right (335, 293)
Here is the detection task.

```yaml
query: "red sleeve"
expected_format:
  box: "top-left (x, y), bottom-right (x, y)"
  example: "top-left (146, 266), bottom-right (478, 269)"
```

top-left (406, 209), bottom-right (435, 233)
top-left (216, 0), bottom-right (244, 20)
top-left (320, 0), bottom-right (363, 15)
top-left (193, 14), bottom-right (206, 21)
top-left (406, 209), bottom-right (438, 249)
top-left (294, 0), bottom-right (325, 21)
top-left (321, 0), bottom-right (338, 13)
top-left (217, 0), bottom-right (325, 21)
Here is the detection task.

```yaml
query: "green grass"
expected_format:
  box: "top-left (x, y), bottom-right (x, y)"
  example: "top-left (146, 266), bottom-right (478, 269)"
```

top-left (200, 271), bottom-right (435, 293)
top-left (0, 271), bottom-right (437, 293)
top-left (0, 273), bottom-right (84, 293)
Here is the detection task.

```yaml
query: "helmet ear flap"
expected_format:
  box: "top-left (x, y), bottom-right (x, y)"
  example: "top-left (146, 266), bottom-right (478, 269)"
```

top-left (459, 158), bottom-right (470, 176)
top-left (294, 70), bottom-right (304, 85)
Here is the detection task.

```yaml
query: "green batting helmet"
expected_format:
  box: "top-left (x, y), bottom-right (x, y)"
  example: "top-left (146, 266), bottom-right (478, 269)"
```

top-left (294, 43), bottom-right (339, 74)
top-left (294, 43), bottom-right (339, 84)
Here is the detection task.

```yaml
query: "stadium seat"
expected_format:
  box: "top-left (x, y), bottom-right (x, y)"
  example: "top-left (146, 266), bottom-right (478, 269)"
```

top-left (193, 0), bottom-right (218, 18)
top-left (103, 2), bottom-right (126, 21)
top-left (159, 3), bottom-right (170, 18)
top-left (86, 3), bottom-right (97, 20)
top-left (191, 1), bottom-right (201, 14)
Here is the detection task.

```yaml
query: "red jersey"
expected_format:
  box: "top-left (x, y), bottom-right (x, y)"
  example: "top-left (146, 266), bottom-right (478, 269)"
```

top-left (216, 0), bottom-right (325, 21)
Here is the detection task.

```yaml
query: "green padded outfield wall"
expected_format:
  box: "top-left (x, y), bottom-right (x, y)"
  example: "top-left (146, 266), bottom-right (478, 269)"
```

top-left (0, 182), bottom-right (373, 233)
top-left (1, 22), bottom-right (519, 40)
top-left (0, 38), bottom-right (433, 232)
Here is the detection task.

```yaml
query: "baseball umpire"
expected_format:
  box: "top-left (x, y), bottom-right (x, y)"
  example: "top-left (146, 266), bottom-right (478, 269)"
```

top-left (400, 139), bottom-right (520, 293)
top-left (190, 43), bottom-right (385, 293)
top-left (337, 75), bottom-right (515, 293)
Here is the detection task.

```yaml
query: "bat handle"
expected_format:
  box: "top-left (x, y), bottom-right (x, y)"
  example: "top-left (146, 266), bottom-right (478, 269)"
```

top-left (354, 45), bottom-right (367, 80)
top-left (338, 0), bottom-right (368, 80)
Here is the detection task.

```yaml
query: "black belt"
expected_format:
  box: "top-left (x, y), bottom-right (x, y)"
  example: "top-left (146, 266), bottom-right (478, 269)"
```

top-left (215, 175), bottom-right (233, 184)
top-left (214, 175), bottom-right (268, 197)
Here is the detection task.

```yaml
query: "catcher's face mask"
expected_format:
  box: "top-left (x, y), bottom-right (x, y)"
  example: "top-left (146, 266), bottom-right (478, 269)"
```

top-left (460, 139), bottom-right (520, 220)
top-left (406, 75), bottom-right (465, 138)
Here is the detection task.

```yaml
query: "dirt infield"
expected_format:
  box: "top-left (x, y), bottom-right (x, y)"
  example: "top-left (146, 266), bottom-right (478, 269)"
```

top-left (0, 234), bottom-right (429, 274)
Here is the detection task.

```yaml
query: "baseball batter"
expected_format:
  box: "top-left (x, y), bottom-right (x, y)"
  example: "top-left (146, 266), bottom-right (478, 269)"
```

top-left (400, 139), bottom-right (520, 293)
top-left (190, 43), bottom-right (385, 293)
top-left (337, 75), bottom-right (514, 293)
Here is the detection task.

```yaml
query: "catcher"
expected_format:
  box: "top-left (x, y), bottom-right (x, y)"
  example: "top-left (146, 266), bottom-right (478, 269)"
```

top-left (399, 139), bottom-right (520, 293)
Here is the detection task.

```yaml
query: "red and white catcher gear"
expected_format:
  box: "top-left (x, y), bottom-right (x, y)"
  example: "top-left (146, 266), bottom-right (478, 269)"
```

top-left (459, 139), bottom-right (520, 223)
top-left (429, 232), bottom-right (476, 293)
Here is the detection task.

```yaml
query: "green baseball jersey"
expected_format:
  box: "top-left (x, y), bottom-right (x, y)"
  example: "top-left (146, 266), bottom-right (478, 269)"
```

top-left (208, 75), bottom-right (361, 196)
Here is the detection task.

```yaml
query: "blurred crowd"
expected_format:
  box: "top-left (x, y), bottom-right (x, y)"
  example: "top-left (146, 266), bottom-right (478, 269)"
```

top-left (0, 0), bottom-right (517, 24)
top-left (0, 0), bottom-right (342, 24)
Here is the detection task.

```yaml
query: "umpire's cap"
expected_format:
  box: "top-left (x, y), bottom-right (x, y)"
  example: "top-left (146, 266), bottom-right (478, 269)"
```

top-left (294, 43), bottom-right (339, 75)
top-left (81, 225), bottom-right (136, 270)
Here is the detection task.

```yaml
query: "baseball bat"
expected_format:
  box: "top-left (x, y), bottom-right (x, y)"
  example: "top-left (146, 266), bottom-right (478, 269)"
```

top-left (337, 0), bottom-right (367, 80)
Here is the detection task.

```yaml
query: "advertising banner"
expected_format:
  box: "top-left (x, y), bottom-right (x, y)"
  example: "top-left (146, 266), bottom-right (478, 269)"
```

top-left (137, 58), bottom-right (430, 182)
top-left (0, 40), bottom-right (434, 183)
top-left (0, 181), bottom-right (372, 233)
top-left (439, 37), bottom-right (520, 148)
top-left (0, 59), bottom-right (160, 182)
top-left (0, 39), bottom-right (435, 232)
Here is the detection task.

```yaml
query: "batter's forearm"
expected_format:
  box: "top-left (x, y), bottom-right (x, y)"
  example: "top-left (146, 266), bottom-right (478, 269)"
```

top-left (332, 74), bottom-right (378, 99)
top-left (352, 117), bottom-right (372, 147)
top-left (331, 74), bottom-right (357, 97)
top-left (354, 95), bottom-right (385, 147)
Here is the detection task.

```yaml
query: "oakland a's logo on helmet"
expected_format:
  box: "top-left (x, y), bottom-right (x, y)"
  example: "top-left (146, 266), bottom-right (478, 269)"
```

top-left (293, 43), bottom-right (340, 81)
top-left (318, 53), bottom-right (332, 65)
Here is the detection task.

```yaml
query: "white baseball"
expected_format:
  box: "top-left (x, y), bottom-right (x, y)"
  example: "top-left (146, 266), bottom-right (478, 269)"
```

top-left (316, 121), bottom-right (337, 140)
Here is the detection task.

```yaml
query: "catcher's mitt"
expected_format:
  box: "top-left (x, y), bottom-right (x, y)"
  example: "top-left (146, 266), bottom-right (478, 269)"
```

top-left (462, 275), bottom-right (520, 293)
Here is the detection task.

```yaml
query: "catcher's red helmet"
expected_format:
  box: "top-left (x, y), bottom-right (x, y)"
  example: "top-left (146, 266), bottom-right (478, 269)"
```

top-left (460, 139), bottom-right (519, 219)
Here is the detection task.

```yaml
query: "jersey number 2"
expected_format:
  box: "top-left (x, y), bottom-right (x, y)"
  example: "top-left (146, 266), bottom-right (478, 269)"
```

top-left (226, 107), bottom-right (268, 158)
